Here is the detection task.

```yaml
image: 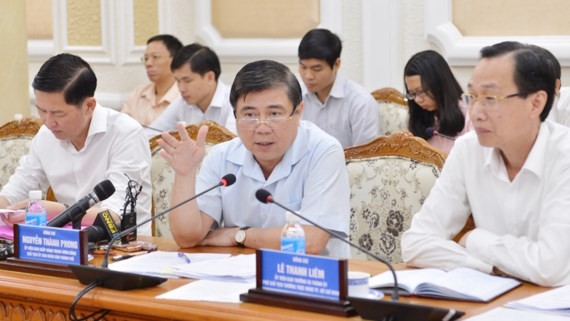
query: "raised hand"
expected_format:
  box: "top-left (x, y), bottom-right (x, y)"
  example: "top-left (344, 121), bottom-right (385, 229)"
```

top-left (158, 122), bottom-right (209, 176)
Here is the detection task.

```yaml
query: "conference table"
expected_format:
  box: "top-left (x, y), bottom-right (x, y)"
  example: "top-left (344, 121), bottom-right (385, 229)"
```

top-left (0, 236), bottom-right (549, 321)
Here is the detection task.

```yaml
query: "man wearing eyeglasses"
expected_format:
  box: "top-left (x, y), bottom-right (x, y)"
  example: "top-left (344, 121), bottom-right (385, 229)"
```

top-left (144, 43), bottom-right (236, 138)
top-left (121, 34), bottom-right (183, 126)
top-left (158, 60), bottom-right (350, 258)
top-left (402, 41), bottom-right (570, 287)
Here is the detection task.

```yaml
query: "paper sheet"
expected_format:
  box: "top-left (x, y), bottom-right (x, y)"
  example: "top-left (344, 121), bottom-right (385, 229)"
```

top-left (172, 254), bottom-right (256, 283)
top-left (156, 279), bottom-right (255, 303)
top-left (465, 307), bottom-right (570, 321)
top-left (109, 251), bottom-right (232, 278)
top-left (505, 284), bottom-right (570, 316)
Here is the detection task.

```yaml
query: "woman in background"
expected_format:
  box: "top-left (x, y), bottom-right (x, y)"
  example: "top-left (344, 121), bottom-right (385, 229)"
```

top-left (403, 50), bottom-right (472, 154)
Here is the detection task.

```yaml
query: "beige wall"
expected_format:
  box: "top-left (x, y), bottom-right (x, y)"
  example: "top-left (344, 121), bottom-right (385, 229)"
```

top-left (453, 0), bottom-right (570, 36)
top-left (67, 0), bottom-right (102, 46)
top-left (212, 0), bottom-right (319, 38)
top-left (134, 0), bottom-right (159, 46)
top-left (0, 1), bottom-right (29, 124)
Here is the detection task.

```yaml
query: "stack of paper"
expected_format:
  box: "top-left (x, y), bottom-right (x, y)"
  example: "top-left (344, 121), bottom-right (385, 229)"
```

top-left (465, 307), bottom-right (570, 321)
top-left (109, 251), bottom-right (231, 278)
top-left (504, 284), bottom-right (570, 317)
top-left (172, 254), bottom-right (256, 283)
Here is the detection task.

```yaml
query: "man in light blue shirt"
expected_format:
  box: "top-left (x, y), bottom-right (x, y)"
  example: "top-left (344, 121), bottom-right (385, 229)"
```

top-left (158, 60), bottom-right (350, 258)
top-left (145, 43), bottom-right (236, 138)
top-left (298, 29), bottom-right (381, 147)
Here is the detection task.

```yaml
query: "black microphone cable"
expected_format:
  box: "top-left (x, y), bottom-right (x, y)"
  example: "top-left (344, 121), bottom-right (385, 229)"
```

top-left (120, 173), bottom-right (142, 243)
top-left (68, 281), bottom-right (110, 321)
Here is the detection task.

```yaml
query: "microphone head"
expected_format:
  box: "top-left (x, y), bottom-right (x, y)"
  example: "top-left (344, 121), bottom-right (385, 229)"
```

top-left (255, 189), bottom-right (272, 204)
top-left (425, 127), bottom-right (435, 138)
top-left (93, 180), bottom-right (115, 201)
top-left (221, 174), bottom-right (236, 187)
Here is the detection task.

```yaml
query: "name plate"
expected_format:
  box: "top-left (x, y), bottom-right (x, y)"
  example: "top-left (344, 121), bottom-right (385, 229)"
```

top-left (14, 224), bottom-right (88, 265)
top-left (257, 249), bottom-right (347, 301)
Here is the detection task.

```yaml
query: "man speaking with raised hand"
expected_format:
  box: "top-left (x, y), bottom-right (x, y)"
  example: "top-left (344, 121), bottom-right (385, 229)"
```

top-left (158, 60), bottom-right (350, 258)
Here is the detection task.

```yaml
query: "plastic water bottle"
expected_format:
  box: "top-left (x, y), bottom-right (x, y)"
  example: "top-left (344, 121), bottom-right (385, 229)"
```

top-left (25, 190), bottom-right (47, 226)
top-left (281, 212), bottom-right (306, 254)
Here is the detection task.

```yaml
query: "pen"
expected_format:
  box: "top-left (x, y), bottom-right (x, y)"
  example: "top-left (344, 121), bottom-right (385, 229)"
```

top-left (177, 252), bottom-right (191, 263)
top-left (111, 251), bottom-right (149, 262)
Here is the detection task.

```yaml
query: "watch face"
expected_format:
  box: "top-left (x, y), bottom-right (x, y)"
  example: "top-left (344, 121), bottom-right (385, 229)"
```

top-left (235, 229), bottom-right (246, 243)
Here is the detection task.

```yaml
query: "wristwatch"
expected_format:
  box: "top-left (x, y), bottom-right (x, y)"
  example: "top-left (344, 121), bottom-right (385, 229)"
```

top-left (235, 226), bottom-right (250, 247)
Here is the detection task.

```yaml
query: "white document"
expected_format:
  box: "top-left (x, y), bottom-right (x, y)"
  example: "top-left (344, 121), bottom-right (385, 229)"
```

top-left (109, 251), bottom-right (231, 278)
top-left (369, 267), bottom-right (521, 302)
top-left (172, 254), bottom-right (256, 283)
top-left (156, 280), bottom-right (255, 303)
top-left (505, 284), bottom-right (570, 317)
top-left (465, 307), bottom-right (570, 321)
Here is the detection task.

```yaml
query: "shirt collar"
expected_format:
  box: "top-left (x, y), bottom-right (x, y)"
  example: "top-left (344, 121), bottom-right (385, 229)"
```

top-left (141, 83), bottom-right (180, 107)
top-left (209, 81), bottom-right (228, 109)
top-left (226, 121), bottom-right (310, 183)
top-left (485, 122), bottom-right (547, 180)
top-left (328, 73), bottom-right (345, 99)
top-left (302, 74), bottom-right (346, 101)
top-left (60, 104), bottom-right (107, 151)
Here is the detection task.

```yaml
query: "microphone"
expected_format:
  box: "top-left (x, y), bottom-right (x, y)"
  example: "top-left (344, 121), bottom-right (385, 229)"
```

top-left (47, 180), bottom-right (115, 228)
top-left (425, 127), bottom-right (456, 141)
top-left (68, 174), bottom-right (236, 291)
top-left (84, 210), bottom-right (120, 243)
top-left (255, 189), bottom-right (464, 321)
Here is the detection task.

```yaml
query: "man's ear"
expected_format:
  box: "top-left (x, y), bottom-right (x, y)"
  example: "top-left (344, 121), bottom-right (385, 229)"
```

top-left (205, 70), bottom-right (216, 82)
top-left (295, 101), bottom-right (304, 119)
top-left (333, 58), bottom-right (341, 72)
top-left (84, 97), bottom-right (97, 111)
top-left (529, 90), bottom-right (547, 119)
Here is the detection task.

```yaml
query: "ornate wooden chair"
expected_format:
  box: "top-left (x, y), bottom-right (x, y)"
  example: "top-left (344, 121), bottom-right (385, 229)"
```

top-left (344, 131), bottom-right (446, 263)
top-left (148, 120), bottom-right (236, 238)
top-left (371, 87), bottom-right (409, 136)
top-left (0, 117), bottom-right (43, 191)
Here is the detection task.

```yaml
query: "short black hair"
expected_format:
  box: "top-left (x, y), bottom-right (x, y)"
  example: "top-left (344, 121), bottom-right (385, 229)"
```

top-left (171, 43), bottom-right (221, 81)
top-left (32, 53), bottom-right (97, 106)
top-left (404, 50), bottom-right (465, 139)
top-left (147, 34), bottom-right (183, 57)
top-left (480, 41), bottom-right (557, 121)
top-left (230, 60), bottom-right (302, 114)
top-left (298, 29), bottom-right (342, 69)
top-left (529, 45), bottom-right (561, 82)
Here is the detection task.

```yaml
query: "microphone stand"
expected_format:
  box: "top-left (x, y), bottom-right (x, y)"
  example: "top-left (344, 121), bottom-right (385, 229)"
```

top-left (257, 190), bottom-right (465, 321)
top-left (101, 181), bottom-right (224, 268)
top-left (69, 175), bottom-right (235, 291)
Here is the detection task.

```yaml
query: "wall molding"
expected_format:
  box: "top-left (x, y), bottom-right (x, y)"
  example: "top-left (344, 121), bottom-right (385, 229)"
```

top-left (361, 0), bottom-right (402, 91)
top-left (425, 0), bottom-right (570, 66)
top-left (194, 0), bottom-right (342, 64)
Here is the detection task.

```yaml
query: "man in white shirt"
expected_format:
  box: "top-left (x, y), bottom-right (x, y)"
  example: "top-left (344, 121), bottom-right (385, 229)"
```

top-left (0, 53), bottom-right (152, 235)
top-left (145, 43), bottom-right (236, 138)
top-left (157, 60), bottom-right (350, 258)
top-left (402, 42), bottom-right (570, 286)
top-left (298, 29), bottom-right (381, 147)
top-left (402, 42), bottom-right (570, 287)
top-left (121, 34), bottom-right (183, 126)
